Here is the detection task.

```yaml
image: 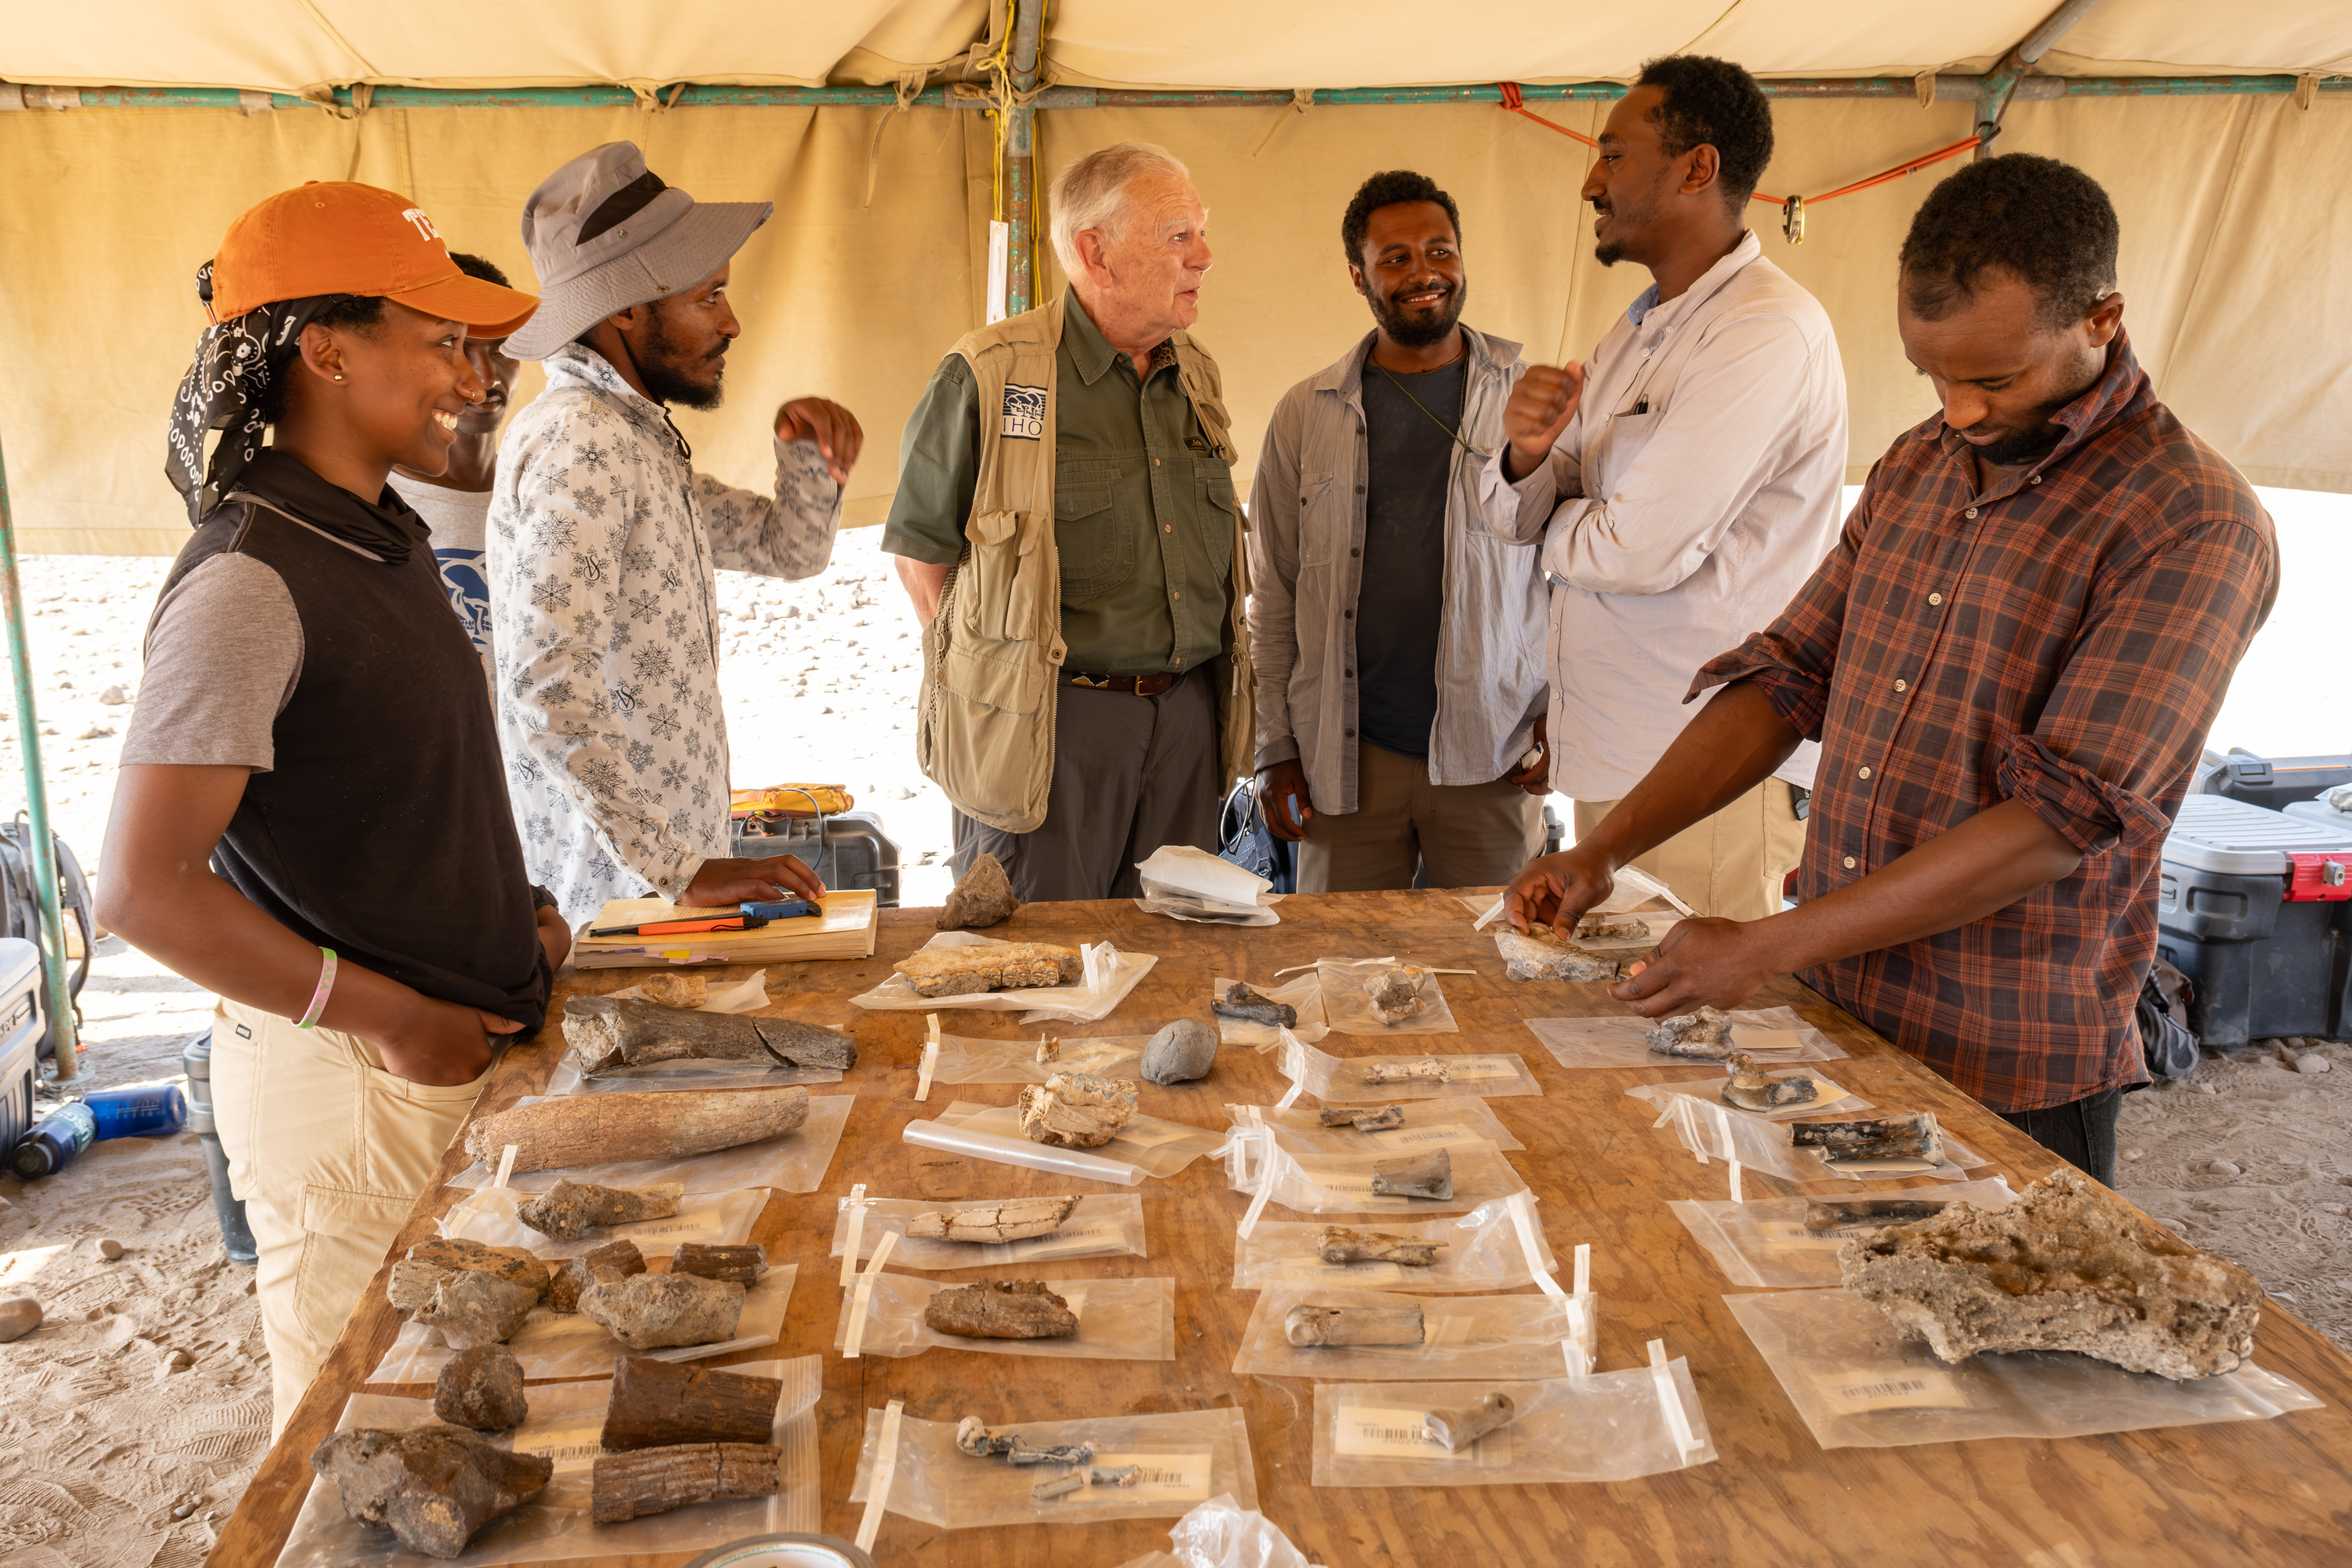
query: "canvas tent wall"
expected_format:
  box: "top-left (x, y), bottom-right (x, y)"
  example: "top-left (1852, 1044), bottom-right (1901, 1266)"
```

top-left (2, 0), bottom-right (2349, 556)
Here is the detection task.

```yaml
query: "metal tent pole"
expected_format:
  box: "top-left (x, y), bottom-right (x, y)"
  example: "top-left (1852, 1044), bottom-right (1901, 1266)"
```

top-left (0, 434), bottom-right (82, 1083)
top-left (1976, 0), bottom-right (2112, 157)
top-left (1003, 0), bottom-right (1046, 315)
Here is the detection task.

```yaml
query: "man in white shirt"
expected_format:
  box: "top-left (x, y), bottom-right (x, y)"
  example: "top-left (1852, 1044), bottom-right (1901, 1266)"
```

top-left (1483, 54), bottom-right (1847, 918)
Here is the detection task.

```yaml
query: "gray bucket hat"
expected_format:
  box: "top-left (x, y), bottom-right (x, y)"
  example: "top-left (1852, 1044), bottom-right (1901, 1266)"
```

top-left (504, 141), bottom-right (771, 361)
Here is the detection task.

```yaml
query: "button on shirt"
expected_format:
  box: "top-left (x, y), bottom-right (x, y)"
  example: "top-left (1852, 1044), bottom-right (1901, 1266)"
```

top-left (882, 289), bottom-right (1236, 677)
top-left (1691, 334), bottom-right (2278, 1112)
top-left (1475, 232), bottom-right (1847, 800)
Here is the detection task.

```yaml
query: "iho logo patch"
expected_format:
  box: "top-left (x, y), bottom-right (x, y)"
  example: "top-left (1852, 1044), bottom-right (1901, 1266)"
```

top-left (1001, 384), bottom-right (1047, 440)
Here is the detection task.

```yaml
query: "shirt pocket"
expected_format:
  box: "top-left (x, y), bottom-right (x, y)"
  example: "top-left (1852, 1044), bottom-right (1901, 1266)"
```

top-left (1054, 459), bottom-right (1133, 603)
top-left (1196, 466), bottom-right (1239, 580)
top-left (1296, 468), bottom-right (1343, 568)
top-left (1594, 409), bottom-right (1663, 485)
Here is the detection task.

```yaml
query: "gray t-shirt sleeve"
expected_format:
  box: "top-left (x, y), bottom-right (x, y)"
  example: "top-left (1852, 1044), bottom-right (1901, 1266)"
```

top-left (119, 553), bottom-right (304, 771)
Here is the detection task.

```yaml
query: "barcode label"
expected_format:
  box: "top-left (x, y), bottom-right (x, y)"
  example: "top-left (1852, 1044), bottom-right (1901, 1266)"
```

top-left (611, 1204), bottom-right (734, 1246)
top-left (1753, 1221), bottom-right (1853, 1248)
top-left (1332, 1405), bottom-right (1508, 1463)
top-left (1732, 1028), bottom-right (1807, 1053)
top-left (511, 1415), bottom-right (606, 1471)
top-left (1816, 1367), bottom-right (1971, 1415)
top-left (1086, 1449), bottom-right (1214, 1501)
top-left (1014, 1222), bottom-right (1125, 1259)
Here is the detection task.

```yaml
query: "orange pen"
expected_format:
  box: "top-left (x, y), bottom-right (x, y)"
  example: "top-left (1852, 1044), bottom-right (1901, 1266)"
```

top-left (586, 915), bottom-right (772, 938)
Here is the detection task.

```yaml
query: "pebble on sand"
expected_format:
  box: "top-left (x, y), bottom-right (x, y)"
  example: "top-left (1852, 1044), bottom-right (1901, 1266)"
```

top-left (2207, 1160), bottom-right (2243, 1177)
top-left (98, 1238), bottom-right (124, 1260)
top-left (0, 1296), bottom-right (42, 1342)
top-left (2297, 1054), bottom-right (2333, 1074)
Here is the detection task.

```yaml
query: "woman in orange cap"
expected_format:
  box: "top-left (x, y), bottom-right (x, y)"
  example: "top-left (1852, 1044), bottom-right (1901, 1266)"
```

top-left (97, 182), bottom-right (570, 1436)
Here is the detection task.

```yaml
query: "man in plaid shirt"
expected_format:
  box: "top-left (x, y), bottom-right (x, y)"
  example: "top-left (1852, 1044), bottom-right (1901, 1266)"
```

top-left (1506, 156), bottom-right (2278, 1185)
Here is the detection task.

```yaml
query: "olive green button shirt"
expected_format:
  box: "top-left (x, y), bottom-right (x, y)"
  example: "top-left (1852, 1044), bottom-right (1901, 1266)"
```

top-left (881, 289), bottom-right (1238, 677)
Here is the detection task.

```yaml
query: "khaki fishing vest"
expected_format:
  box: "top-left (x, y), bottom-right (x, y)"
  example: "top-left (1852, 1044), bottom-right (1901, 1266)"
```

top-left (916, 292), bottom-right (1256, 834)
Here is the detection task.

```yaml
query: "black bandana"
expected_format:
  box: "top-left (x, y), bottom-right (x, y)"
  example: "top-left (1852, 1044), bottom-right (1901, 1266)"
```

top-left (164, 261), bottom-right (351, 526)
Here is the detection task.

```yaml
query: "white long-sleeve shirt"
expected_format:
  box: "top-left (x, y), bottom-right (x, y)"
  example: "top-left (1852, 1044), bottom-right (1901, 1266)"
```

top-left (1475, 232), bottom-right (1847, 801)
top-left (488, 343), bottom-right (843, 923)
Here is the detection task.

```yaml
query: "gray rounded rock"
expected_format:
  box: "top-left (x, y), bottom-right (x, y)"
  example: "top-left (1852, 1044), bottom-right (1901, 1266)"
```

top-left (1139, 1019), bottom-right (1218, 1085)
top-left (0, 1297), bottom-right (41, 1342)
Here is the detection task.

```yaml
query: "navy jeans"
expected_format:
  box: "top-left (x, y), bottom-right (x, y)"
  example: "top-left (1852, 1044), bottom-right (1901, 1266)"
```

top-left (1997, 1083), bottom-right (2124, 1186)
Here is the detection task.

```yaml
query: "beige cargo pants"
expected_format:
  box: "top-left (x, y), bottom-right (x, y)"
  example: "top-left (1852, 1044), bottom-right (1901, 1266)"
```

top-left (210, 998), bottom-right (490, 1436)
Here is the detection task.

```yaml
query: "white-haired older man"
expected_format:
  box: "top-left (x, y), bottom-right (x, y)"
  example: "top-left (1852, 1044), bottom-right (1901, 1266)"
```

top-left (885, 141), bottom-right (1253, 901)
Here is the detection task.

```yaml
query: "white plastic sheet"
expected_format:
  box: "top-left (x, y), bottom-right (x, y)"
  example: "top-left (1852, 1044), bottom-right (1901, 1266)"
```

top-left (1667, 1179), bottom-right (2019, 1289)
top-left (925, 1100), bottom-right (1227, 1179)
top-left (447, 1093), bottom-right (855, 1194)
top-left (1227, 1134), bottom-right (1529, 1218)
top-left (438, 1185), bottom-right (769, 1259)
top-left (1274, 1030), bottom-right (1542, 1102)
top-left (1726, 1288), bottom-right (2323, 1449)
top-left (829, 1192), bottom-right (1148, 1272)
top-left (832, 1272), bottom-right (1177, 1361)
top-left (848, 1405), bottom-right (1258, 1527)
top-left (849, 932), bottom-right (1157, 1023)
top-left (1231, 1199), bottom-right (1557, 1294)
top-left (1523, 1006), bottom-right (1849, 1069)
top-left (920, 1030), bottom-right (1148, 1086)
top-left (1222, 1097), bottom-right (1525, 1153)
top-left (1232, 1284), bottom-right (1591, 1380)
top-left (1212, 972), bottom-right (1330, 1048)
top-left (1134, 847), bottom-right (1281, 925)
top-left (1645, 1092), bottom-right (1991, 1185)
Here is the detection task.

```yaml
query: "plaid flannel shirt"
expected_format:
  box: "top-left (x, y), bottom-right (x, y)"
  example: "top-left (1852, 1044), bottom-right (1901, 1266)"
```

top-left (1690, 335), bottom-right (2277, 1112)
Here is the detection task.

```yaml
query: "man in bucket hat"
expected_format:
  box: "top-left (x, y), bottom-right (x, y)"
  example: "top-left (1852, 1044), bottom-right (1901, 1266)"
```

top-left (491, 141), bottom-right (866, 923)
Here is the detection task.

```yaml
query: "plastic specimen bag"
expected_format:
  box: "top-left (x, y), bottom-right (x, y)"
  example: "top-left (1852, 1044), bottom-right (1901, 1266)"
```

top-left (920, 1030), bottom-right (1147, 1086)
top-left (834, 1271), bottom-right (1176, 1361)
top-left (369, 1265), bottom-right (797, 1385)
top-left (1523, 1006), bottom-right (1849, 1069)
top-left (1231, 1283), bottom-right (1592, 1380)
top-left (439, 1184), bottom-right (768, 1259)
top-left (829, 1192), bottom-right (1147, 1272)
top-left (1725, 1288), bottom-right (2322, 1449)
top-left (1222, 1096), bottom-right (1524, 1153)
top-left (1134, 846), bottom-right (1281, 926)
top-left (920, 1099), bottom-right (1226, 1180)
top-left (848, 1404), bottom-right (1258, 1528)
top-left (1227, 1134), bottom-right (1529, 1218)
top-left (1231, 1198), bottom-right (1557, 1294)
top-left (447, 1092), bottom-right (854, 1195)
top-left (1212, 972), bottom-right (1330, 1048)
top-left (848, 931), bottom-right (1157, 1024)
top-left (1311, 1354), bottom-right (1717, 1487)
top-left (1458, 862), bottom-right (1692, 926)
top-left (1273, 1030), bottom-right (1542, 1102)
top-left (1644, 1091), bottom-right (1991, 1185)
top-left (276, 1355), bottom-right (823, 1567)
top-left (1314, 958), bottom-right (1460, 1036)
top-left (1623, 1068), bottom-right (1873, 1123)
top-left (1667, 1179), bottom-right (2019, 1289)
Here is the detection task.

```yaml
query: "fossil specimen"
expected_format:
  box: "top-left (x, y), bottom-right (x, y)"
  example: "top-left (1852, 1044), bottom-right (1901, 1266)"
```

top-left (1032, 1464), bottom-right (1140, 1501)
top-left (1361, 1058), bottom-right (1450, 1085)
top-left (1792, 1112), bottom-right (1941, 1164)
top-left (1839, 1168), bottom-right (2263, 1379)
top-left (515, 1179), bottom-right (683, 1242)
top-left (1284, 1303), bottom-right (1426, 1347)
top-left (894, 942), bottom-right (1082, 998)
top-left (563, 997), bottom-right (856, 1077)
top-left (1574, 914), bottom-right (1652, 942)
top-left (591, 1443), bottom-right (780, 1523)
top-left (1017, 1072), bottom-right (1137, 1148)
top-left (415, 1272), bottom-right (541, 1350)
top-left (924, 1280), bottom-right (1080, 1339)
top-left (310, 1426), bottom-right (551, 1559)
top-left (1212, 981), bottom-right (1297, 1029)
top-left (433, 1344), bottom-right (527, 1432)
top-left (1320, 1104), bottom-right (1406, 1132)
top-left (671, 1243), bottom-right (767, 1284)
top-left (1367, 965), bottom-right (1432, 1025)
top-left (938, 852), bottom-right (1021, 929)
top-left (1721, 1053), bottom-right (1819, 1112)
top-left (1496, 927), bottom-right (1624, 983)
top-left (548, 1240), bottom-right (646, 1313)
top-left (599, 1355), bottom-right (781, 1451)
top-left (907, 1196), bottom-right (1079, 1244)
top-left (954, 1415), bottom-right (1094, 1465)
top-left (389, 1238), bottom-right (551, 1316)
top-left (464, 1087), bottom-right (810, 1174)
top-left (1422, 1392), bottom-right (1518, 1451)
top-left (1140, 1018), bottom-right (1218, 1084)
top-left (1647, 1007), bottom-right (1735, 1058)
top-left (1369, 1149), bottom-right (1454, 1201)
top-left (633, 972), bottom-right (707, 1009)
top-left (578, 1272), bottom-right (747, 1351)
top-left (1318, 1227), bottom-right (1444, 1267)
top-left (1805, 1198), bottom-right (1951, 1233)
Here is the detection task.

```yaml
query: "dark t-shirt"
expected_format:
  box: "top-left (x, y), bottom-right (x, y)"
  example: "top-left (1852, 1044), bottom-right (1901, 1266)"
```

top-left (1355, 351), bottom-right (1467, 760)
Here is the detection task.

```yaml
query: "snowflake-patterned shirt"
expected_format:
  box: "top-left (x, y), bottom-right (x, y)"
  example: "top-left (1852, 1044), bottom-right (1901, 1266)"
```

top-left (488, 341), bottom-right (843, 924)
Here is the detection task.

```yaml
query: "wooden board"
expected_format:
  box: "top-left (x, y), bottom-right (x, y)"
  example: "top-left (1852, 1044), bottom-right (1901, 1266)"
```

top-left (209, 890), bottom-right (2352, 1566)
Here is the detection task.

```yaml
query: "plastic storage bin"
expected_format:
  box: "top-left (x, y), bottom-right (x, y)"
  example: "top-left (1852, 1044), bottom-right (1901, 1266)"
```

top-left (2155, 795), bottom-right (2352, 1048)
top-left (2193, 749), bottom-right (2352, 814)
top-left (0, 938), bottom-right (41, 1154)
top-left (732, 809), bottom-right (901, 908)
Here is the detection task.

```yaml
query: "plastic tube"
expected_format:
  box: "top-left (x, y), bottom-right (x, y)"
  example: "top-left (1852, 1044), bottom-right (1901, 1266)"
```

top-left (900, 1119), bottom-right (1145, 1186)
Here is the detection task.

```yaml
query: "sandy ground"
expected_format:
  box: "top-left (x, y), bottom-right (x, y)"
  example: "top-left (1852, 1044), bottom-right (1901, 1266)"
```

top-left (0, 491), bottom-right (2346, 1560)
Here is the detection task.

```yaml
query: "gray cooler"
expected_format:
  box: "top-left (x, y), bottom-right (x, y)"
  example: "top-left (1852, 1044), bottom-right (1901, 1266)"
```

top-left (2155, 795), bottom-right (2352, 1048)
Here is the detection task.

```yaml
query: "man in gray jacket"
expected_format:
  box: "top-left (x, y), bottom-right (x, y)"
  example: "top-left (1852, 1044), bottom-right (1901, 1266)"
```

top-left (1248, 171), bottom-right (1549, 892)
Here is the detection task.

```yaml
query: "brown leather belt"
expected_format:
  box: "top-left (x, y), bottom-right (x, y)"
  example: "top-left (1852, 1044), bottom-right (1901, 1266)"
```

top-left (1065, 670), bottom-right (1181, 697)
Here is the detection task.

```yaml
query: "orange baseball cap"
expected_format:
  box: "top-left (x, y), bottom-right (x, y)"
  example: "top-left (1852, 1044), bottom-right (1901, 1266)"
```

top-left (207, 181), bottom-right (539, 336)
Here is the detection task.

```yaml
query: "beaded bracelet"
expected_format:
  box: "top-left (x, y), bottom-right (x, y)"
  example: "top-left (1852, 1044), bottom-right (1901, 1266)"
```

top-left (295, 946), bottom-right (339, 1029)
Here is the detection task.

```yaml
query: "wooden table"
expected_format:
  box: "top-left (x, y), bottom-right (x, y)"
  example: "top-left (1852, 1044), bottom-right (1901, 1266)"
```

top-left (211, 891), bottom-right (2352, 1567)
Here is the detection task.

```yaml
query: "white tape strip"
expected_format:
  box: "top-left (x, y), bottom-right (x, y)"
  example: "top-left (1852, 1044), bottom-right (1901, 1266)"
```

top-left (1470, 892), bottom-right (1507, 930)
top-left (493, 1143), bottom-right (518, 1190)
top-left (915, 1015), bottom-right (940, 1103)
top-left (1235, 1138), bottom-right (1278, 1240)
top-left (1505, 1191), bottom-right (1567, 1298)
top-left (855, 1397), bottom-right (905, 1553)
top-left (1678, 1097), bottom-right (1708, 1165)
top-left (842, 1230), bottom-right (897, 1359)
top-left (1275, 1076), bottom-right (1305, 1110)
top-left (1242, 1106), bottom-right (1266, 1186)
top-left (1573, 1241), bottom-right (1591, 1298)
top-left (840, 1184), bottom-right (869, 1287)
top-left (1728, 1159), bottom-right (1743, 1205)
top-left (1648, 1339), bottom-right (1700, 1459)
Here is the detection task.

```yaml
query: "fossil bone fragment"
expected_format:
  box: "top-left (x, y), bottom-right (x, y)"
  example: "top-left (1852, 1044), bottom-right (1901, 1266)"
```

top-left (1320, 1103), bottom-right (1406, 1132)
top-left (1367, 965), bottom-right (1432, 1025)
top-left (1284, 1303), bottom-right (1426, 1347)
top-left (1791, 1111), bottom-right (1942, 1164)
top-left (579, 1272), bottom-right (747, 1351)
top-left (1318, 1227), bottom-right (1444, 1267)
top-left (1035, 1035), bottom-right (1061, 1064)
top-left (515, 1179), bottom-right (684, 1241)
top-left (548, 1239), bottom-right (646, 1313)
top-left (671, 1243), bottom-right (767, 1284)
top-left (415, 1272), bottom-right (541, 1350)
top-left (562, 997), bottom-right (857, 1076)
top-left (894, 942), bottom-right (1083, 998)
top-left (924, 1280), bottom-right (1080, 1339)
top-left (1839, 1168), bottom-right (2263, 1379)
top-left (1497, 927), bottom-right (1625, 983)
top-left (1361, 1058), bottom-right (1450, 1085)
top-left (1721, 1053), bottom-right (1820, 1112)
top-left (1212, 981), bottom-right (1296, 1029)
top-left (1421, 1392), bottom-right (1518, 1452)
top-left (590, 1443), bottom-right (780, 1524)
top-left (1574, 914), bottom-right (1653, 942)
top-left (1805, 1198), bottom-right (1952, 1233)
top-left (1140, 1017), bottom-right (1218, 1084)
top-left (464, 1087), bottom-right (810, 1174)
top-left (632, 971), bottom-right (708, 1009)
top-left (1369, 1149), bottom-right (1454, 1200)
top-left (433, 1344), bottom-right (528, 1432)
top-left (1030, 1471), bottom-right (1085, 1501)
top-left (599, 1354), bottom-right (782, 1451)
top-left (389, 1238), bottom-right (551, 1316)
top-left (1033, 1464), bottom-right (1141, 1501)
top-left (938, 852), bottom-right (1021, 929)
top-left (953, 1415), bottom-right (1094, 1465)
top-left (1647, 1006), bottom-right (1735, 1058)
top-left (907, 1196), bottom-right (1080, 1244)
top-left (310, 1426), bottom-right (552, 1559)
top-left (1017, 1072), bottom-right (1137, 1148)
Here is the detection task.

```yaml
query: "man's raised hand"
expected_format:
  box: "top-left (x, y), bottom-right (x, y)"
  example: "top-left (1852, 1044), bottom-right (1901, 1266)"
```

top-left (1500, 362), bottom-right (1585, 482)
top-left (775, 398), bottom-right (865, 484)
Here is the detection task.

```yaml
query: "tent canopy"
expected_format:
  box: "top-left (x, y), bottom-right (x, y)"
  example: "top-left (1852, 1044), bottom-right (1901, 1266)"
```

top-left (4, 3), bottom-right (2349, 555)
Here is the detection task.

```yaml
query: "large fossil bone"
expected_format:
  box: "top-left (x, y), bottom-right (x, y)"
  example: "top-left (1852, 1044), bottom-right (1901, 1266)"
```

top-left (1421, 1392), bottom-right (1518, 1451)
top-left (1722, 1053), bottom-right (1819, 1112)
top-left (1361, 1058), bottom-right (1450, 1085)
top-left (671, 1243), bottom-right (767, 1284)
top-left (516, 1180), bottom-right (683, 1241)
top-left (548, 1239), bottom-right (646, 1313)
top-left (907, 1196), bottom-right (1080, 1244)
top-left (1318, 1227), bottom-right (1444, 1267)
top-left (590, 1443), bottom-right (780, 1524)
top-left (1497, 927), bottom-right (1625, 983)
top-left (464, 1087), bottom-right (810, 1174)
top-left (578, 1272), bottom-right (747, 1351)
top-left (1805, 1198), bottom-right (1951, 1233)
top-left (939, 853), bottom-right (1021, 929)
top-left (1648, 1007), bottom-right (1735, 1058)
top-left (1367, 965), bottom-right (1432, 1025)
top-left (924, 1280), bottom-right (1080, 1339)
top-left (562, 997), bottom-right (857, 1077)
top-left (599, 1354), bottom-right (781, 1451)
top-left (1016, 1072), bottom-right (1137, 1149)
top-left (1791, 1112), bottom-right (1941, 1164)
top-left (1320, 1104), bottom-right (1405, 1132)
top-left (1284, 1303), bottom-right (1426, 1347)
top-left (1369, 1150), bottom-right (1454, 1201)
top-left (894, 942), bottom-right (1083, 998)
top-left (310, 1426), bottom-right (552, 1560)
top-left (388, 1238), bottom-right (551, 1317)
top-left (1212, 981), bottom-right (1297, 1029)
top-left (1839, 1168), bottom-right (2263, 1379)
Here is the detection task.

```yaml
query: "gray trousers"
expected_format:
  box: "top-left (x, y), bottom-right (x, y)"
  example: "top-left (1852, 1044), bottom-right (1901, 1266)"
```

top-left (951, 667), bottom-right (1223, 903)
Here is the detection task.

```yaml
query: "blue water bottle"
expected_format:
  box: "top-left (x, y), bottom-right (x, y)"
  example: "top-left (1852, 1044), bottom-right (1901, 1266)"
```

top-left (84, 1084), bottom-right (189, 1140)
top-left (11, 1101), bottom-right (96, 1177)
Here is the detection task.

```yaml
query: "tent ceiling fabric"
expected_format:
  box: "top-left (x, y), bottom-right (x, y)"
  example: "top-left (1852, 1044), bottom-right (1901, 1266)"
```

top-left (4, 1), bottom-right (2348, 95)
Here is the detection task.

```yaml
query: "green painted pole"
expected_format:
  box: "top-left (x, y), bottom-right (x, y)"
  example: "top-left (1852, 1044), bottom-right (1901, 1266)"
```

top-left (1004, 0), bottom-right (1045, 317)
top-left (0, 433), bottom-right (83, 1084)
